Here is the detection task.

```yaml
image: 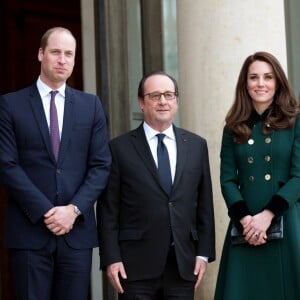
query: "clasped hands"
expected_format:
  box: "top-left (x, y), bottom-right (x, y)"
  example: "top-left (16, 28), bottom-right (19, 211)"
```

top-left (240, 209), bottom-right (274, 246)
top-left (44, 204), bottom-right (78, 236)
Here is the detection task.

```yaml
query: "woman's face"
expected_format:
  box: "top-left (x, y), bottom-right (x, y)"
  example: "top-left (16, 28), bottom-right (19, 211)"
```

top-left (247, 60), bottom-right (277, 114)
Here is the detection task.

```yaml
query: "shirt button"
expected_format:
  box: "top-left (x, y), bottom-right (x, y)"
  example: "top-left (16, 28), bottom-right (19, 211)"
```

top-left (248, 139), bottom-right (254, 145)
top-left (247, 157), bottom-right (254, 164)
top-left (265, 174), bottom-right (271, 181)
top-left (249, 176), bottom-right (255, 182)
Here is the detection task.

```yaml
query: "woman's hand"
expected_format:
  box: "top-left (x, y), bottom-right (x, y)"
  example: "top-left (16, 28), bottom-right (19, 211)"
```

top-left (243, 209), bottom-right (275, 246)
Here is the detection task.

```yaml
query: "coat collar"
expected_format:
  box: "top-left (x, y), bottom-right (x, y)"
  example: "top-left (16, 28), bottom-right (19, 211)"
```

top-left (247, 109), bottom-right (270, 129)
top-left (57, 86), bottom-right (74, 165)
top-left (29, 84), bottom-right (54, 161)
top-left (172, 127), bottom-right (189, 190)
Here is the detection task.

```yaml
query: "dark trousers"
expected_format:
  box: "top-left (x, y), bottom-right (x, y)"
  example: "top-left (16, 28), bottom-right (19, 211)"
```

top-left (119, 247), bottom-right (195, 300)
top-left (10, 236), bottom-right (92, 300)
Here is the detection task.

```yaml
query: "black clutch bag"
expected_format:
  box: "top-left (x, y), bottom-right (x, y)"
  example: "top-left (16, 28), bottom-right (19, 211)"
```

top-left (231, 216), bottom-right (283, 245)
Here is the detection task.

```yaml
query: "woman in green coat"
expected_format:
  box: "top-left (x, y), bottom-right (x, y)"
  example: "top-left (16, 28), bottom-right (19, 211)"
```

top-left (215, 51), bottom-right (300, 300)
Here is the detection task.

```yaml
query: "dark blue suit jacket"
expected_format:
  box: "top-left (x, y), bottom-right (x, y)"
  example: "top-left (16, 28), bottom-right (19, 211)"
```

top-left (0, 83), bottom-right (111, 249)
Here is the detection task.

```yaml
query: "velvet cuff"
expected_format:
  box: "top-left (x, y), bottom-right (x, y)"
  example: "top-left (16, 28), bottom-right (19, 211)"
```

top-left (228, 200), bottom-right (250, 222)
top-left (264, 194), bottom-right (289, 217)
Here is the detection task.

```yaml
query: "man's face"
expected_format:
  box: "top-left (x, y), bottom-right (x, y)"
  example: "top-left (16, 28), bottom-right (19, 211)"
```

top-left (38, 30), bottom-right (76, 88)
top-left (138, 74), bottom-right (178, 131)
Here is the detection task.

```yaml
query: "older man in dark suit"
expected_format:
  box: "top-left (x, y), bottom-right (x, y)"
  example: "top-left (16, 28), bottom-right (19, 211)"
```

top-left (0, 27), bottom-right (111, 300)
top-left (98, 71), bottom-right (215, 300)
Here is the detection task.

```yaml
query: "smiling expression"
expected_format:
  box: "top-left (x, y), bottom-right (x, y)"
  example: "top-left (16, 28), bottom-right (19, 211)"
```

top-left (247, 60), bottom-right (277, 114)
top-left (138, 74), bottom-right (178, 132)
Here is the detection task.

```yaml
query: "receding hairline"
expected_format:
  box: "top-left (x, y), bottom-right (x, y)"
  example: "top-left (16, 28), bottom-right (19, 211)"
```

top-left (40, 27), bottom-right (76, 51)
top-left (138, 71), bottom-right (179, 98)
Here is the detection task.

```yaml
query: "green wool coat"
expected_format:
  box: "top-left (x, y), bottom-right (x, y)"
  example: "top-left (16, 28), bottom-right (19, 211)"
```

top-left (215, 116), bottom-right (300, 300)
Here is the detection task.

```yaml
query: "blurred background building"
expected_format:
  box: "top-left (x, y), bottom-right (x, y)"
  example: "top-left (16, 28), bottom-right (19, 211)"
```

top-left (0, 1), bottom-right (299, 299)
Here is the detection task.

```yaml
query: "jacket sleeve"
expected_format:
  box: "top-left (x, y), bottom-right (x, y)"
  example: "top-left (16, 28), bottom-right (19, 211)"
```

top-left (0, 94), bottom-right (53, 224)
top-left (220, 127), bottom-right (250, 221)
top-left (270, 117), bottom-right (300, 209)
top-left (97, 141), bottom-right (122, 269)
top-left (69, 96), bottom-right (111, 215)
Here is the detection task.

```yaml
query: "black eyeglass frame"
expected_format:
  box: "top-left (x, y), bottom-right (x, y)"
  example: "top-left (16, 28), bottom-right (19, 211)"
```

top-left (143, 91), bottom-right (178, 101)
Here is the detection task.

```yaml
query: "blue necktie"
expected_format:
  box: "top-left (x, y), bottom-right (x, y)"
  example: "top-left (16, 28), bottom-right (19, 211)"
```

top-left (50, 91), bottom-right (60, 160)
top-left (156, 134), bottom-right (172, 195)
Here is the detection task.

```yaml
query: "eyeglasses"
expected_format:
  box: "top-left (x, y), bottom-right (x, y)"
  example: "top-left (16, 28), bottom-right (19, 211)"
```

top-left (143, 91), bottom-right (178, 102)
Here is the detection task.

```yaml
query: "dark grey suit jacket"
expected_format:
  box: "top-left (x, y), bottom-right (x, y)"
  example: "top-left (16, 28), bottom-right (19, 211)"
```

top-left (98, 124), bottom-right (215, 281)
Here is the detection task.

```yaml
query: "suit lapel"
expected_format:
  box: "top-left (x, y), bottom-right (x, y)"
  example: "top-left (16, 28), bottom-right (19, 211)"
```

top-left (57, 86), bottom-right (74, 164)
top-left (29, 85), bottom-right (55, 161)
top-left (130, 125), bottom-right (188, 196)
top-left (130, 125), bottom-right (164, 188)
top-left (173, 127), bottom-right (189, 190)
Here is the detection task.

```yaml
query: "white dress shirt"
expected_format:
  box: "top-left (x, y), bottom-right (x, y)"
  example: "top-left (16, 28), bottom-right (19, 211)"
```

top-left (36, 77), bottom-right (65, 138)
top-left (143, 122), bottom-right (177, 182)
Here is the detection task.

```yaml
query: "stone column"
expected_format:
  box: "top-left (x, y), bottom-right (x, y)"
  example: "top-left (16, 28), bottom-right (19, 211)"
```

top-left (176, 1), bottom-right (287, 299)
top-left (81, 1), bottom-right (102, 299)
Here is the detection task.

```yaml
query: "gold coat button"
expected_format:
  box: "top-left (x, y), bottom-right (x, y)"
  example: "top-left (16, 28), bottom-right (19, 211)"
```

top-left (265, 137), bottom-right (272, 144)
top-left (248, 139), bottom-right (254, 145)
top-left (264, 155), bottom-right (271, 162)
top-left (265, 174), bottom-right (271, 181)
top-left (249, 176), bottom-right (255, 182)
top-left (247, 156), bottom-right (254, 164)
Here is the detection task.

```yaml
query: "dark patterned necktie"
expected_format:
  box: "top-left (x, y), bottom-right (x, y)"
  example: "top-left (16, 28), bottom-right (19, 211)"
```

top-left (50, 91), bottom-right (60, 160)
top-left (156, 134), bottom-right (172, 195)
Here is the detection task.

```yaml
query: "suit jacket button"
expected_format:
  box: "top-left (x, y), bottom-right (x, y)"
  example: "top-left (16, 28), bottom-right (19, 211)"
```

top-left (248, 176), bottom-right (254, 182)
top-left (264, 155), bottom-right (271, 162)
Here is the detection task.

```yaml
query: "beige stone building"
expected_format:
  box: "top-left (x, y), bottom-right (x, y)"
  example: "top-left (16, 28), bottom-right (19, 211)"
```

top-left (0, 1), bottom-right (299, 299)
top-left (80, 1), bottom-right (300, 299)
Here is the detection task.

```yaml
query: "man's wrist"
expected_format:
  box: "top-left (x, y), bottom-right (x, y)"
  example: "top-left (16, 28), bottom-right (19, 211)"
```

top-left (197, 256), bottom-right (208, 262)
top-left (73, 205), bottom-right (82, 216)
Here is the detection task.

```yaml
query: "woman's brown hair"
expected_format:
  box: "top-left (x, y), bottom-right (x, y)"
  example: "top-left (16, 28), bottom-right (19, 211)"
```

top-left (226, 51), bottom-right (299, 143)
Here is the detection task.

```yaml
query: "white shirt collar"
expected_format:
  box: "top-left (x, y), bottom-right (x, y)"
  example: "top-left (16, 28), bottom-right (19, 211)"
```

top-left (143, 122), bottom-right (175, 141)
top-left (36, 77), bottom-right (66, 98)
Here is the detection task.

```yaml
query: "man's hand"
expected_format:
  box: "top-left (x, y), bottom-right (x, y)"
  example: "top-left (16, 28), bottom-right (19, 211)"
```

top-left (194, 257), bottom-right (207, 289)
top-left (106, 262), bottom-right (127, 294)
top-left (44, 204), bottom-right (77, 235)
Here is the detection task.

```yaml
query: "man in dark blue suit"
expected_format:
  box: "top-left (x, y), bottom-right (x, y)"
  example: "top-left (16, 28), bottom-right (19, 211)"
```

top-left (98, 71), bottom-right (215, 299)
top-left (0, 27), bottom-right (111, 300)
